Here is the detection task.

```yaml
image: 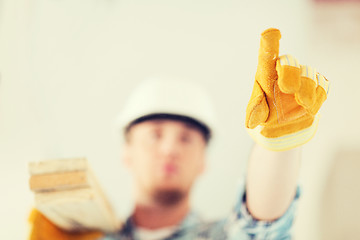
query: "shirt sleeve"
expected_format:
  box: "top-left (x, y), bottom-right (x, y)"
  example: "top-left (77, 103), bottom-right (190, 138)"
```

top-left (223, 178), bottom-right (301, 240)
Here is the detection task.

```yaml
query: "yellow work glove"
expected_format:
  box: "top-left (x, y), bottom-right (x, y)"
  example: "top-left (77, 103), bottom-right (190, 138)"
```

top-left (245, 28), bottom-right (329, 151)
top-left (28, 209), bottom-right (104, 240)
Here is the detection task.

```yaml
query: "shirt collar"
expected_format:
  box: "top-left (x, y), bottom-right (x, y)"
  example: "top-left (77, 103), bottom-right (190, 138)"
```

top-left (121, 210), bottom-right (203, 236)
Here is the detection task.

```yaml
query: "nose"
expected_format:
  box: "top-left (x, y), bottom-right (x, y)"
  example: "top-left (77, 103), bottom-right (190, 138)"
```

top-left (158, 136), bottom-right (181, 161)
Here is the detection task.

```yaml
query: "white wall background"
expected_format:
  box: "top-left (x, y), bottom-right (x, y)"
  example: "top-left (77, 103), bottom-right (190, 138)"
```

top-left (0, 0), bottom-right (359, 239)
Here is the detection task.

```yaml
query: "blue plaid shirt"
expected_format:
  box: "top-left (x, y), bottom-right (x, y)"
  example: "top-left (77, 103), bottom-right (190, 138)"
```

top-left (102, 181), bottom-right (301, 240)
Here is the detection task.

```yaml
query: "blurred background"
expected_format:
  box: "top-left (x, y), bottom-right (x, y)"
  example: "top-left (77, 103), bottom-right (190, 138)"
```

top-left (0, 0), bottom-right (359, 239)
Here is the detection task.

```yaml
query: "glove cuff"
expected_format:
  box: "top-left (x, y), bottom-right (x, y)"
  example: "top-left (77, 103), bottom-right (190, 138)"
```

top-left (247, 115), bottom-right (320, 151)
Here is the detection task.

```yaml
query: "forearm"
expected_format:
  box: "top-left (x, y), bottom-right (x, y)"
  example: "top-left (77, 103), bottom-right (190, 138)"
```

top-left (245, 143), bottom-right (301, 221)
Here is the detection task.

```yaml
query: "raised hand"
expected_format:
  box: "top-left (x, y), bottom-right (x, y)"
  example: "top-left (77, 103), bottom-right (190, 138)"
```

top-left (245, 28), bottom-right (329, 151)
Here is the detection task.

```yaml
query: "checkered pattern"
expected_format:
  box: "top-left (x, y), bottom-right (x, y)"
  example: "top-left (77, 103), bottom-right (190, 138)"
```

top-left (101, 180), bottom-right (301, 240)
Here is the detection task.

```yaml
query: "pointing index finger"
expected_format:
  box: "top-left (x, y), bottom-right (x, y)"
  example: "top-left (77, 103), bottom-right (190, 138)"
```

top-left (260, 28), bottom-right (281, 59)
top-left (256, 28), bottom-right (281, 92)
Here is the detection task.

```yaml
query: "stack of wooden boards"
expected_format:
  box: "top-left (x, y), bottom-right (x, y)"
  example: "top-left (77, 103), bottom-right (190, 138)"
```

top-left (29, 158), bottom-right (122, 233)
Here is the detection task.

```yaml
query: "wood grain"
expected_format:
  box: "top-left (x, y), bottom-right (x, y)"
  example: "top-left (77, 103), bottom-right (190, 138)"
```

top-left (29, 158), bottom-right (122, 233)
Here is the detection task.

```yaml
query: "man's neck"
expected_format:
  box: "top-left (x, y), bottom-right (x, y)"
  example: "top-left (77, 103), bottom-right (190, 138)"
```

top-left (132, 197), bottom-right (190, 229)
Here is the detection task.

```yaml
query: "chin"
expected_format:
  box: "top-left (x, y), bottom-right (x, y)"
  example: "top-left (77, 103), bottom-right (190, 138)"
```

top-left (152, 187), bottom-right (187, 206)
top-left (157, 183), bottom-right (182, 191)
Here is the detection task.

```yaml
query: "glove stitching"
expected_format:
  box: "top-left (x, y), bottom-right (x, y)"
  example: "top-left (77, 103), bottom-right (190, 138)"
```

top-left (273, 82), bottom-right (283, 123)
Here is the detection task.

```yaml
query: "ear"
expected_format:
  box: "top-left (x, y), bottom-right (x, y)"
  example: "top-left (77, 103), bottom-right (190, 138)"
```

top-left (121, 142), bottom-right (132, 169)
top-left (198, 155), bottom-right (206, 176)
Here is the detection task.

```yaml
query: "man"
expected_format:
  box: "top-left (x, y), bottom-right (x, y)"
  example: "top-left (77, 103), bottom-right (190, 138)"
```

top-left (29, 28), bottom-right (329, 239)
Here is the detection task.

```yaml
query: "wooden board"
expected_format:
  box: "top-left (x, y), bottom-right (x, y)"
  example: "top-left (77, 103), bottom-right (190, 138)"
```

top-left (30, 171), bottom-right (90, 192)
top-left (29, 158), bottom-right (88, 175)
top-left (29, 158), bottom-right (122, 233)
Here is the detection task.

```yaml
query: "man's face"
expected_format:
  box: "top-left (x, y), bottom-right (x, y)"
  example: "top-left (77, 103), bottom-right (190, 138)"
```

top-left (123, 119), bottom-right (207, 205)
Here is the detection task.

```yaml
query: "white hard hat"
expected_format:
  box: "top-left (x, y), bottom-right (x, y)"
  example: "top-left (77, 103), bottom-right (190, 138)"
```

top-left (116, 77), bottom-right (217, 140)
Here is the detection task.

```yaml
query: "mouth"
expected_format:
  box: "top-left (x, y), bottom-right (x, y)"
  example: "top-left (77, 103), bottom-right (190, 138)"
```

top-left (162, 163), bottom-right (178, 175)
